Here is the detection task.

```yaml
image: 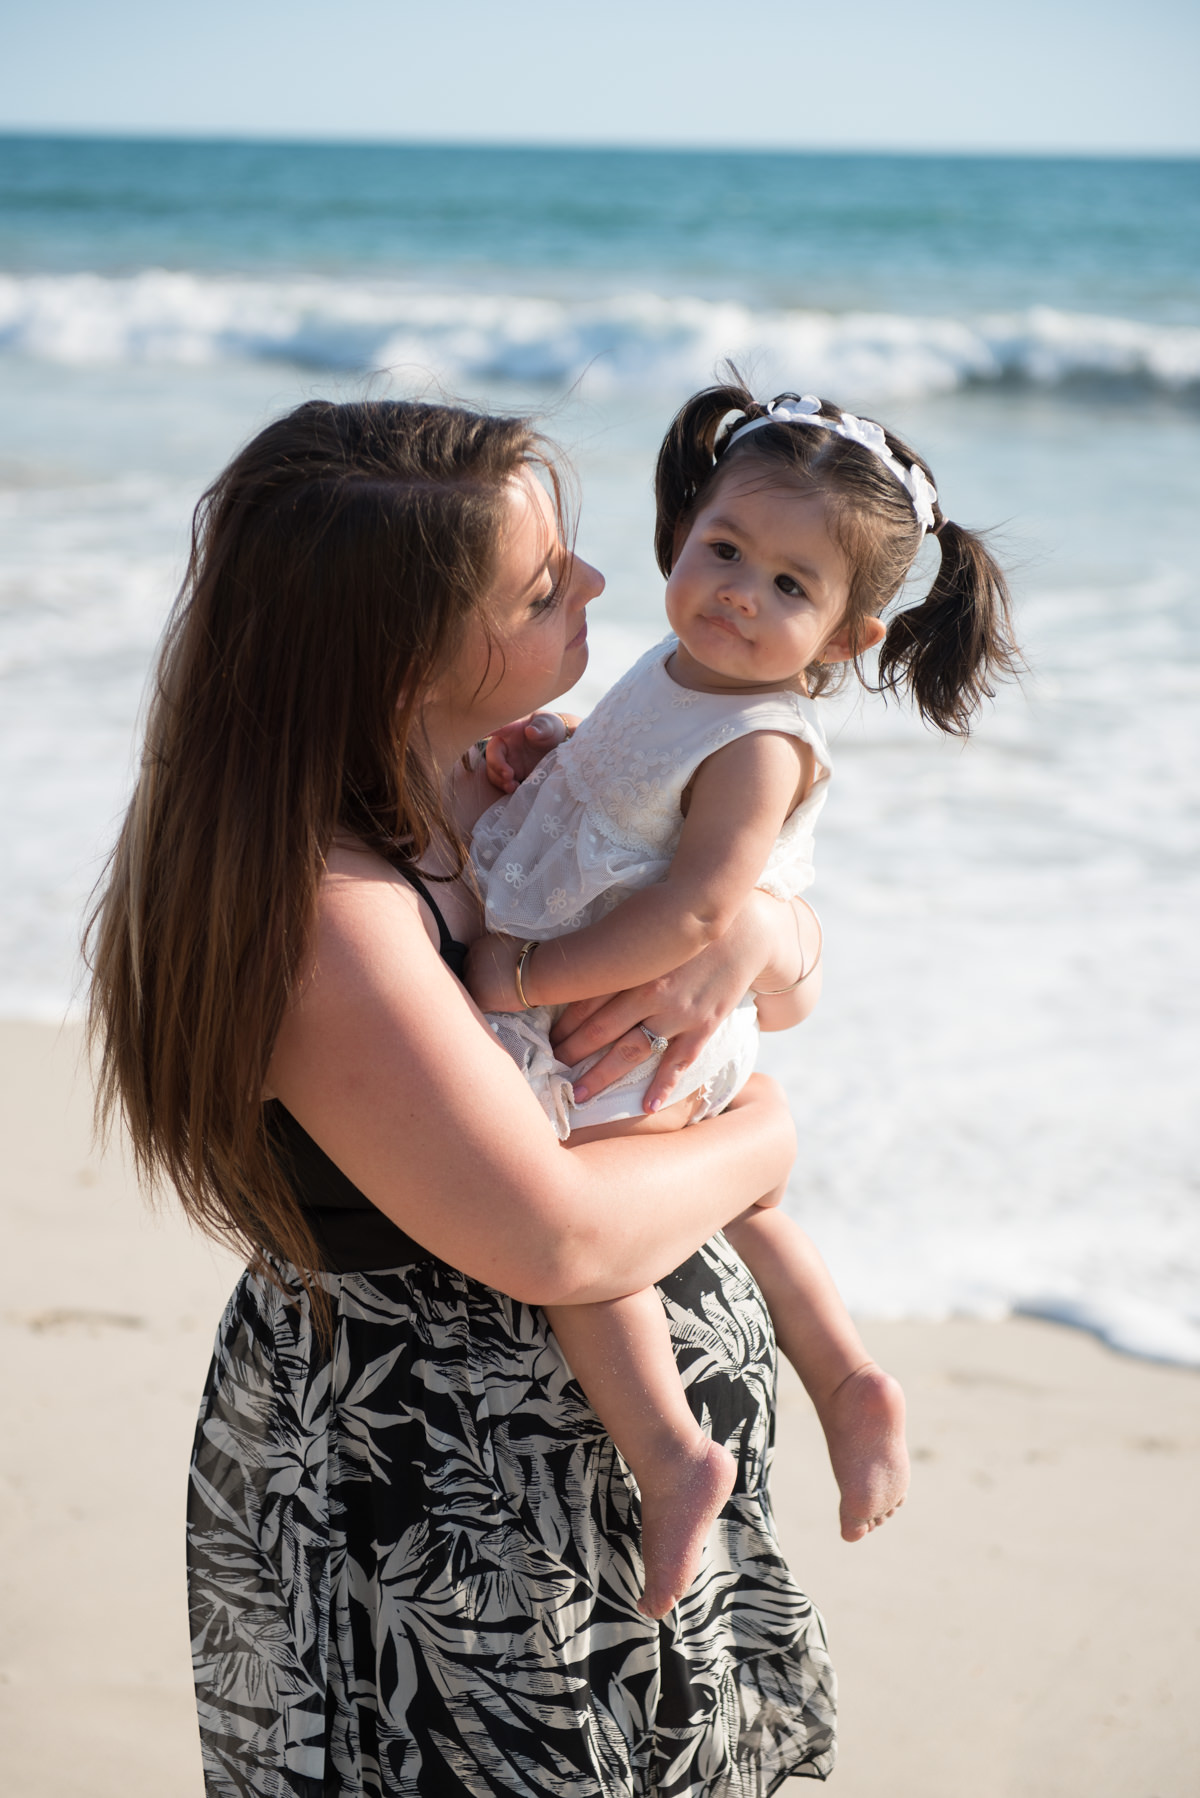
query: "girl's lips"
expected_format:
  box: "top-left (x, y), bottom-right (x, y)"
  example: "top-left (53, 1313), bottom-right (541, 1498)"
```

top-left (702, 613), bottom-right (743, 638)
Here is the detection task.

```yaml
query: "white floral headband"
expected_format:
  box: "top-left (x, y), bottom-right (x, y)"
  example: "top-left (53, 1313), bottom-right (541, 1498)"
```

top-left (724, 395), bottom-right (939, 535)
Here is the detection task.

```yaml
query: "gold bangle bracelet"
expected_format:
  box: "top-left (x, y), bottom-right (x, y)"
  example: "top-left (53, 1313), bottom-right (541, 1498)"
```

top-left (513, 939), bottom-right (540, 1010)
top-left (753, 899), bottom-right (823, 996)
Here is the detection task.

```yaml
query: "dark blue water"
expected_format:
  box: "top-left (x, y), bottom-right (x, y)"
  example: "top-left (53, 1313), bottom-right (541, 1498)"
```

top-left (1, 135), bottom-right (1197, 321)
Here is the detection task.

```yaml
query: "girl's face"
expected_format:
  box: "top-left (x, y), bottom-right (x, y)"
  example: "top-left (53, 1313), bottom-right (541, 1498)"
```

top-left (426, 468), bottom-right (603, 761)
top-left (665, 471), bottom-right (869, 692)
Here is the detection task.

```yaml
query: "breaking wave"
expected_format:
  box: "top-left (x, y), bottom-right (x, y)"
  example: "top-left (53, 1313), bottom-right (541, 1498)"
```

top-left (1, 269), bottom-right (1198, 399)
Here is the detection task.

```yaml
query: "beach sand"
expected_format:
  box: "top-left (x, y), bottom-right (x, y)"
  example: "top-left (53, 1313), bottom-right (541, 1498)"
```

top-left (1, 1020), bottom-right (1197, 1797)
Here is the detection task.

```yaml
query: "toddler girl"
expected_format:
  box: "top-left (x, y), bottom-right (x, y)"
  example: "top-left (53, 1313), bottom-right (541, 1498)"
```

top-left (466, 380), bottom-right (1018, 1619)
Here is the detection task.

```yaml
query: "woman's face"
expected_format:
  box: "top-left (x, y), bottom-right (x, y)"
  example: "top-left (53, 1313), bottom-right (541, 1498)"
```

top-left (426, 468), bottom-right (603, 760)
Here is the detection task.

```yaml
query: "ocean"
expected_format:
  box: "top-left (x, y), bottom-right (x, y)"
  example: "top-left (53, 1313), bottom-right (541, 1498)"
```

top-left (1, 135), bottom-right (1197, 1363)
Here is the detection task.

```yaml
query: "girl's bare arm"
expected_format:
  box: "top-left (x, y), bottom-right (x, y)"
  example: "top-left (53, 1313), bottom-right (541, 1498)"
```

top-left (267, 849), bottom-right (796, 1308)
top-left (465, 730), bottom-right (810, 1010)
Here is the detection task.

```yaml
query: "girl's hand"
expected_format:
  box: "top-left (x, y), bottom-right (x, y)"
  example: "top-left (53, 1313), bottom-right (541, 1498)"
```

top-left (550, 889), bottom-right (797, 1112)
top-left (463, 932), bottom-right (524, 1013)
top-left (484, 712), bottom-right (578, 794)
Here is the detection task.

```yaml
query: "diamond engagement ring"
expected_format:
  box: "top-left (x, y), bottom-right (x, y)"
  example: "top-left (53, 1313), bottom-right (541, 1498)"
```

top-left (638, 1023), bottom-right (669, 1056)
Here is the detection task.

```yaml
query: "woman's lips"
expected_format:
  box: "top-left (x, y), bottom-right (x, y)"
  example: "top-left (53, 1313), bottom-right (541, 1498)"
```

top-left (568, 620), bottom-right (588, 648)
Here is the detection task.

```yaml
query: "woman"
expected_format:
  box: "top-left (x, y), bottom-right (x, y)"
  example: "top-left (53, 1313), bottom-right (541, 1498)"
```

top-left (88, 398), bottom-right (836, 1796)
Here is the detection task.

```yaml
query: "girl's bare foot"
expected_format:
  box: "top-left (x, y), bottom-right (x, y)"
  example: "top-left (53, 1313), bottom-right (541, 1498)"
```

top-left (635, 1434), bottom-right (738, 1619)
top-left (817, 1362), bottom-right (909, 1542)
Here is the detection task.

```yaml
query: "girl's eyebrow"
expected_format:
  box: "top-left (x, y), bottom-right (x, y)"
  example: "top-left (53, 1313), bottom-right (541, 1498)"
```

top-left (782, 561), bottom-right (825, 589)
top-left (706, 516), bottom-right (826, 589)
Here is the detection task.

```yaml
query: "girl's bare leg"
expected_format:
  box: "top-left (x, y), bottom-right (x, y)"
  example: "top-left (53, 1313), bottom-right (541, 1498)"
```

top-left (552, 1099), bottom-right (735, 1619)
top-left (544, 1288), bottom-right (736, 1618)
top-left (725, 1197), bottom-right (909, 1540)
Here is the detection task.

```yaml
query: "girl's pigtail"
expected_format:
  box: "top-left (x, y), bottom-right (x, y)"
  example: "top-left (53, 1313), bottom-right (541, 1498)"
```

top-left (875, 519), bottom-right (1021, 736)
top-left (653, 377), bottom-right (760, 576)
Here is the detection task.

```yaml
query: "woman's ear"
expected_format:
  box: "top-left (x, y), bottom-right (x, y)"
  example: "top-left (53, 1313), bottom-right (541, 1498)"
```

top-left (820, 613), bottom-right (886, 665)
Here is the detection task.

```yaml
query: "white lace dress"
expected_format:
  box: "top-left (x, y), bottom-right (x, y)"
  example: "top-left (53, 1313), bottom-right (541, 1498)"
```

top-left (472, 635), bottom-right (833, 1138)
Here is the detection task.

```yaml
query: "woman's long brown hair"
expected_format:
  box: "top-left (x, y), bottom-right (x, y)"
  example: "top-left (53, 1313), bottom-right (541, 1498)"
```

top-left (86, 397), bottom-right (557, 1292)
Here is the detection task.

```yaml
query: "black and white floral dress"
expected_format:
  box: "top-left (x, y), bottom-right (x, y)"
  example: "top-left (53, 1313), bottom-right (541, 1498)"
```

top-left (187, 881), bottom-right (835, 1796)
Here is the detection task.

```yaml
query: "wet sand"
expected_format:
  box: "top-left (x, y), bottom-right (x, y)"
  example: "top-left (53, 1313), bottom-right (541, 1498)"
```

top-left (2, 1021), bottom-right (1197, 1797)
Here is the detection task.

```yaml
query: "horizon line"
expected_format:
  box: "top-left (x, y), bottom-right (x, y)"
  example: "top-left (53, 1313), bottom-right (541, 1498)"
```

top-left (1, 126), bottom-right (1197, 163)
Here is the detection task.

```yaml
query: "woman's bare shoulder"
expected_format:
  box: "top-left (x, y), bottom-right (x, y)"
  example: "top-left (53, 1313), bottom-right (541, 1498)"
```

top-left (322, 835), bottom-right (415, 898)
top-left (261, 841), bottom-right (437, 1100)
top-left (317, 837), bottom-right (442, 947)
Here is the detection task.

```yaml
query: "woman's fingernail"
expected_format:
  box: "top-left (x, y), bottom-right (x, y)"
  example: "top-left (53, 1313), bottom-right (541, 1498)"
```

top-left (646, 1097), bottom-right (661, 1113)
top-left (573, 1084), bottom-right (589, 1102)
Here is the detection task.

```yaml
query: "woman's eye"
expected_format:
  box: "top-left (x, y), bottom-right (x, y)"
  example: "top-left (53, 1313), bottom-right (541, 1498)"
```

top-left (530, 586), bottom-right (560, 617)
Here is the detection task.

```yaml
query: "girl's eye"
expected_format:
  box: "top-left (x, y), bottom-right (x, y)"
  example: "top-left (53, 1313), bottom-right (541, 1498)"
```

top-left (775, 575), bottom-right (804, 598)
top-left (712, 540), bottom-right (738, 562)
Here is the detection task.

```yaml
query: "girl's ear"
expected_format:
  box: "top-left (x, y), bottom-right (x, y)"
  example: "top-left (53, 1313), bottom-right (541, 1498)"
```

top-left (820, 613), bottom-right (886, 665)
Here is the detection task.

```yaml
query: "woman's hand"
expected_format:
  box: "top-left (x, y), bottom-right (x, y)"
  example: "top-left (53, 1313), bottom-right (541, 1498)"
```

top-left (484, 711), bottom-right (578, 794)
top-left (551, 888), bottom-right (807, 1112)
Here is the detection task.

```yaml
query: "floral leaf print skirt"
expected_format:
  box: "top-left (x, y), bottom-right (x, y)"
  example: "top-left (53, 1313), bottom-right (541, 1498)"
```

top-left (187, 1234), bottom-right (836, 1797)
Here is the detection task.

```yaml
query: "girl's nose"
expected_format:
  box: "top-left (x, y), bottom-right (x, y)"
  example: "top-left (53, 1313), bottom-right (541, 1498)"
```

top-left (719, 575), bottom-right (756, 614)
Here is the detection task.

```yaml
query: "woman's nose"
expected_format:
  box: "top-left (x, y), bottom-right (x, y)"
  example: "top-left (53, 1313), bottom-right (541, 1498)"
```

top-left (573, 554), bottom-right (605, 604)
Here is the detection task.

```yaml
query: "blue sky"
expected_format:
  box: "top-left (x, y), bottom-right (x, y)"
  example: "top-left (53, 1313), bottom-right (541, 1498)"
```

top-left (1, 0), bottom-right (1197, 154)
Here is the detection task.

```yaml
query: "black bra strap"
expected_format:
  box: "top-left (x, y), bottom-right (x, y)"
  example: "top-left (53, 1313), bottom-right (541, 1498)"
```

top-left (392, 859), bottom-right (456, 963)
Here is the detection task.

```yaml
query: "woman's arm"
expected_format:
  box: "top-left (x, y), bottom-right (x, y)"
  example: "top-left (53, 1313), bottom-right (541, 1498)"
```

top-left (266, 850), bottom-right (796, 1307)
top-left (465, 730), bottom-right (808, 1011)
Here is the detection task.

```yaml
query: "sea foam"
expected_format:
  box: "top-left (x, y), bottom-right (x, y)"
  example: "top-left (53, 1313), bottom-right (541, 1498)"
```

top-left (1, 271), bottom-right (1198, 399)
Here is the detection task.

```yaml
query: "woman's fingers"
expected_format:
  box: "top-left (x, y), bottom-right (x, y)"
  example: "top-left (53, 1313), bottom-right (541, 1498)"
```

top-left (550, 992), bottom-right (614, 1049)
top-left (638, 1032), bottom-right (701, 1113)
top-left (550, 991), bottom-right (651, 1064)
top-left (571, 1022), bottom-right (704, 1108)
top-left (553, 978), bottom-right (725, 1107)
top-left (569, 1027), bottom-right (657, 1104)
